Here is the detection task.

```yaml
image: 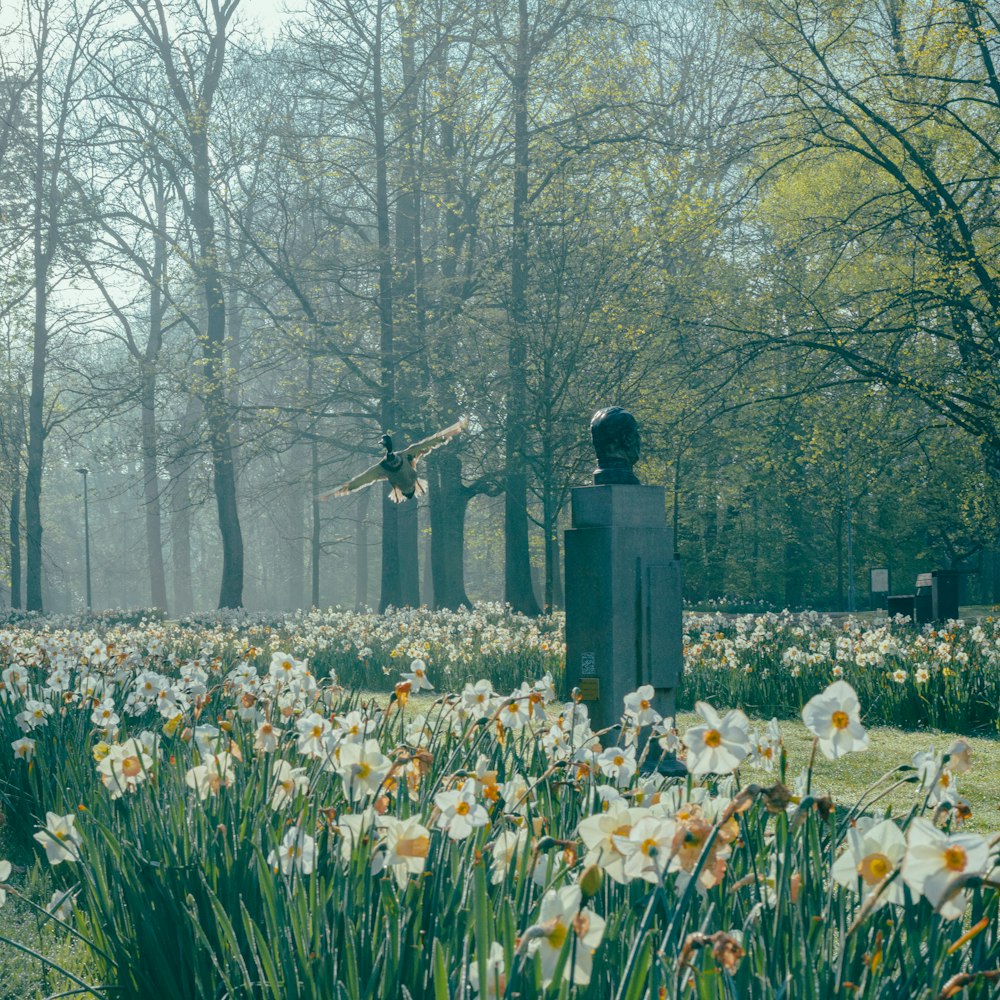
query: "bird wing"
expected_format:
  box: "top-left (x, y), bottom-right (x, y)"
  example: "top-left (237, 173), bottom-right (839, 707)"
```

top-left (316, 460), bottom-right (388, 501)
top-left (400, 416), bottom-right (469, 466)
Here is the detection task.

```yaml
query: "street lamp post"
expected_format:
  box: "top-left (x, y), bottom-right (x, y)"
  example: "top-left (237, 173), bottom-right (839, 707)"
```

top-left (76, 466), bottom-right (92, 609)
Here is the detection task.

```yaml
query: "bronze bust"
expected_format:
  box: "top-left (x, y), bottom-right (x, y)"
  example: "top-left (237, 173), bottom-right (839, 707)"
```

top-left (590, 406), bottom-right (641, 485)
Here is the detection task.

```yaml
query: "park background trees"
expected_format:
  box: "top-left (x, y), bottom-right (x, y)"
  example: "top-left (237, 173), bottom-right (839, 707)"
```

top-left (1, 0), bottom-right (998, 615)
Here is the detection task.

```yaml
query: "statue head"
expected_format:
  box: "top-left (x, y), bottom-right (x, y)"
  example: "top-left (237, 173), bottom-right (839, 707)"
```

top-left (590, 406), bottom-right (641, 485)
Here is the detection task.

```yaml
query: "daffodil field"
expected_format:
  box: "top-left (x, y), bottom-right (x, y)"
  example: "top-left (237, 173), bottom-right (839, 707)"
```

top-left (0, 606), bottom-right (997, 999)
top-left (681, 611), bottom-right (1000, 732)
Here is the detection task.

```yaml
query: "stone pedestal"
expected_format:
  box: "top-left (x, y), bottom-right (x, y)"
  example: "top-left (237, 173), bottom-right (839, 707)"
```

top-left (564, 485), bottom-right (683, 738)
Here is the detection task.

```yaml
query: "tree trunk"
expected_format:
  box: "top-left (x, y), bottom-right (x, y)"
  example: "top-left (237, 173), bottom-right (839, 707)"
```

top-left (504, 0), bottom-right (541, 616)
top-left (422, 521), bottom-right (433, 606)
top-left (398, 500), bottom-right (420, 606)
top-left (141, 367), bottom-right (168, 611)
top-left (191, 128), bottom-right (243, 608)
top-left (9, 475), bottom-right (21, 609)
top-left (140, 181), bottom-right (169, 612)
top-left (310, 437), bottom-right (321, 608)
top-left (373, 6), bottom-right (401, 612)
top-left (169, 394), bottom-right (199, 615)
top-left (286, 469), bottom-right (305, 609)
top-left (7, 394), bottom-right (22, 608)
top-left (429, 449), bottom-right (472, 609)
top-left (355, 488), bottom-right (370, 610)
top-left (25, 67), bottom-right (48, 612)
top-left (390, 0), bottom-right (425, 609)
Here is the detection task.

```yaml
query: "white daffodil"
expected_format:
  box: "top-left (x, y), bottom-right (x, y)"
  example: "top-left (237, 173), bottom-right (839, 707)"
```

top-left (0, 860), bottom-right (11, 907)
top-left (295, 712), bottom-right (332, 759)
top-left (462, 680), bottom-right (499, 720)
top-left (184, 752), bottom-right (237, 801)
top-left (268, 825), bottom-right (317, 876)
top-left (832, 819), bottom-right (906, 907)
top-left (45, 887), bottom-right (75, 921)
top-left (333, 809), bottom-right (377, 864)
top-left (16, 699), bottom-right (53, 732)
top-left (269, 759), bottom-right (309, 810)
top-left (89, 698), bottom-right (120, 733)
top-left (577, 802), bottom-right (649, 884)
top-left (34, 812), bottom-right (81, 865)
top-left (435, 783), bottom-right (489, 840)
top-left (623, 685), bottom-right (661, 727)
top-left (11, 737), bottom-right (35, 762)
top-left (254, 720), bottom-right (283, 753)
top-left (269, 651), bottom-right (307, 682)
top-left (469, 940), bottom-right (506, 998)
top-left (500, 773), bottom-right (534, 816)
top-left (614, 814), bottom-right (677, 884)
top-left (96, 738), bottom-right (153, 799)
top-left (192, 724), bottom-right (225, 757)
top-left (801, 681), bottom-right (869, 760)
top-left (489, 828), bottom-right (528, 884)
top-left (902, 817), bottom-right (990, 919)
top-left (682, 702), bottom-right (751, 775)
top-left (527, 884), bottom-right (605, 987)
top-left (401, 658), bottom-right (434, 690)
top-left (374, 815), bottom-right (431, 887)
top-left (597, 745), bottom-right (636, 787)
top-left (336, 738), bottom-right (391, 801)
top-left (334, 710), bottom-right (378, 744)
top-left (946, 739), bottom-right (973, 774)
top-left (912, 749), bottom-right (959, 806)
top-left (748, 719), bottom-right (782, 772)
top-left (498, 697), bottom-right (532, 730)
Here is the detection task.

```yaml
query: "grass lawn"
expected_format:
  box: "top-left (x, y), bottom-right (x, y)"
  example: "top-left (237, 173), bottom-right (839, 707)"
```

top-left (677, 712), bottom-right (1000, 833)
top-left (0, 708), bottom-right (996, 998)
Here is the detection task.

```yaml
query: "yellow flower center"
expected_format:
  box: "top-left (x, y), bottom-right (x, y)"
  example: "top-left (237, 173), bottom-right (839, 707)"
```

top-left (547, 921), bottom-right (568, 950)
top-left (704, 729), bottom-right (722, 748)
top-left (640, 699), bottom-right (650, 710)
top-left (613, 755), bottom-right (624, 767)
top-left (121, 756), bottom-right (142, 779)
top-left (456, 801), bottom-right (471, 816)
top-left (357, 762), bottom-right (372, 780)
top-left (858, 852), bottom-right (891, 885)
top-left (311, 725), bottom-right (323, 738)
top-left (943, 846), bottom-right (967, 872)
top-left (396, 835), bottom-right (429, 859)
top-left (641, 837), bottom-right (658, 856)
top-left (831, 711), bottom-right (850, 730)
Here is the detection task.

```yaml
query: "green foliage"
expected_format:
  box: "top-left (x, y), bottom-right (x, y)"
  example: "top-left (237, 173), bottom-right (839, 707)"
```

top-left (0, 611), bottom-right (997, 998)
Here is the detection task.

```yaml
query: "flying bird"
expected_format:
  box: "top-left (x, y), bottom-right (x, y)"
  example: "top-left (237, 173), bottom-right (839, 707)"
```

top-left (319, 417), bottom-right (469, 504)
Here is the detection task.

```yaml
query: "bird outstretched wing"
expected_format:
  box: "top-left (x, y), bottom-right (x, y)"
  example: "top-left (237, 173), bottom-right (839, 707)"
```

top-left (316, 461), bottom-right (387, 501)
top-left (400, 416), bottom-right (469, 466)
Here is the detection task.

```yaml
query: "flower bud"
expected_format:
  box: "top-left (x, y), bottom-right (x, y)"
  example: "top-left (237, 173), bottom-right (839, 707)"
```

top-left (579, 863), bottom-right (603, 899)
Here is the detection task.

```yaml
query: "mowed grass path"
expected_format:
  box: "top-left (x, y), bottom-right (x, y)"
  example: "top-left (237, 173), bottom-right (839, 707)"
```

top-left (0, 708), bottom-right (997, 998)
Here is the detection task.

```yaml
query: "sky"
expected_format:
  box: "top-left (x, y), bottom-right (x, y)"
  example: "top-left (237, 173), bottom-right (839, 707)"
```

top-left (236, 0), bottom-right (291, 40)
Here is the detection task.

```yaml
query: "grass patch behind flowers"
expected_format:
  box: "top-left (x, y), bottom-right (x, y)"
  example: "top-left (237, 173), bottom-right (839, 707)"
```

top-left (0, 612), bottom-right (996, 998)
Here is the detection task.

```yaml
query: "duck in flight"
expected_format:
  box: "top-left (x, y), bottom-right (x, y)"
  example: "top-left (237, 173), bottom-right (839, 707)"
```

top-left (319, 416), bottom-right (468, 503)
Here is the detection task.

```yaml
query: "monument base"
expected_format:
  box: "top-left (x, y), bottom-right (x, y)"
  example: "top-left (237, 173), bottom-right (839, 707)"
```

top-left (564, 484), bottom-right (683, 736)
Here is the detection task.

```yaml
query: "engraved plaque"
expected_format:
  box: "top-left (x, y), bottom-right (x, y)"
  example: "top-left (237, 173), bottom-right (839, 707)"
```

top-left (579, 677), bottom-right (600, 701)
